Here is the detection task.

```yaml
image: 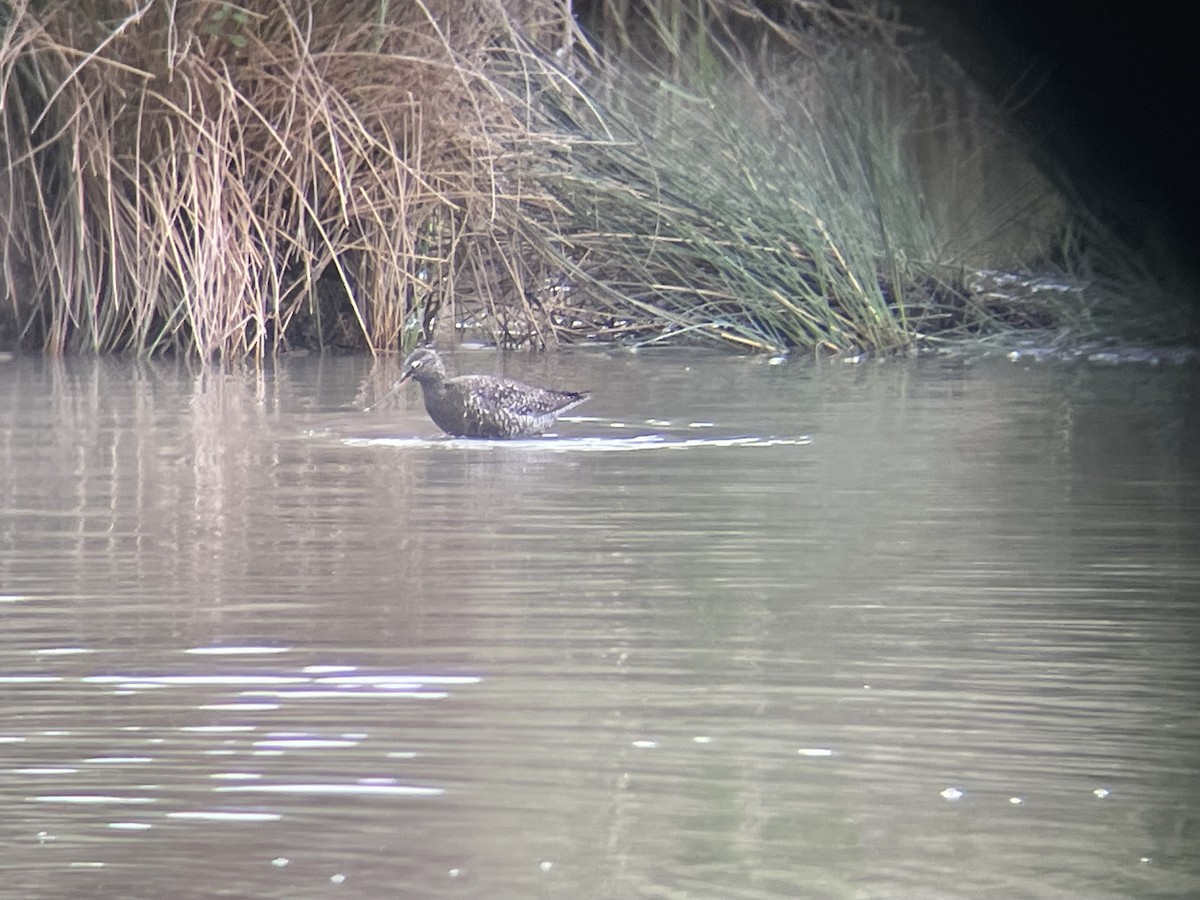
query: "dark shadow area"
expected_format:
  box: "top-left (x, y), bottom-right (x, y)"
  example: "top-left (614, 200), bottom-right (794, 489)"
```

top-left (903, 1), bottom-right (1200, 301)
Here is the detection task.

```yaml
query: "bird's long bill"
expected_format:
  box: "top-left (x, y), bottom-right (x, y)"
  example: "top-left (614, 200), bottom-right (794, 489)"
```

top-left (363, 372), bottom-right (412, 413)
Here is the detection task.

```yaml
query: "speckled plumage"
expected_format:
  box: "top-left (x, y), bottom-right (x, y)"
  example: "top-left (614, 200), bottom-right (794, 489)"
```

top-left (385, 347), bottom-right (588, 438)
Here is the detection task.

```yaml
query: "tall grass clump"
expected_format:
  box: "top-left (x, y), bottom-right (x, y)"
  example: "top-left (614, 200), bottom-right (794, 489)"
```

top-left (0, 0), bottom-right (589, 356)
top-left (2, 0), bottom-right (1137, 357)
top-left (518, 1), bottom-right (1075, 353)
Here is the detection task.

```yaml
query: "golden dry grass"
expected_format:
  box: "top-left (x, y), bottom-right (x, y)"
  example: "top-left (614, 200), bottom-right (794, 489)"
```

top-left (1, 0), bottom-right (592, 355)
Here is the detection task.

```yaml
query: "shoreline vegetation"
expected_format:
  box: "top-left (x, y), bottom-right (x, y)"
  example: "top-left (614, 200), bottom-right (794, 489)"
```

top-left (0, 0), bottom-right (1192, 358)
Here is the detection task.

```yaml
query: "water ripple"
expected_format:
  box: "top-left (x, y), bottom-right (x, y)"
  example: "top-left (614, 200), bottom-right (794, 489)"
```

top-left (343, 433), bottom-right (811, 452)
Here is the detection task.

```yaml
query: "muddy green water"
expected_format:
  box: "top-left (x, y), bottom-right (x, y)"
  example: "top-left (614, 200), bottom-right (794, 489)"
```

top-left (1, 349), bottom-right (1198, 899)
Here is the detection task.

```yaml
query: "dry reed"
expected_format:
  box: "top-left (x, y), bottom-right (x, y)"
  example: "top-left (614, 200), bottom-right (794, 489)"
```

top-left (1, 0), bottom-right (587, 356)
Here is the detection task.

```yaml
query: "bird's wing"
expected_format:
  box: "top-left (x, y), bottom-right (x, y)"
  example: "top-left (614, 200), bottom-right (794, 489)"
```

top-left (458, 375), bottom-right (578, 418)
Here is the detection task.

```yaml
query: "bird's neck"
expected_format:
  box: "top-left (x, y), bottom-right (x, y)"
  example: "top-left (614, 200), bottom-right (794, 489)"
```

top-left (418, 378), bottom-right (448, 398)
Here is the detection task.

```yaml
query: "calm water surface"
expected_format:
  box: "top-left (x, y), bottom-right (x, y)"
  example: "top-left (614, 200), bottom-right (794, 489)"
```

top-left (1, 349), bottom-right (1198, 899)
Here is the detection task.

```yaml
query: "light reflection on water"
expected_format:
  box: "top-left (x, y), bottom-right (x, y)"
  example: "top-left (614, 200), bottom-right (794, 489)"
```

top-left (1, 351), bottom-right (1198, 898)
top-left (342, 432), bottom-right (812, 452)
